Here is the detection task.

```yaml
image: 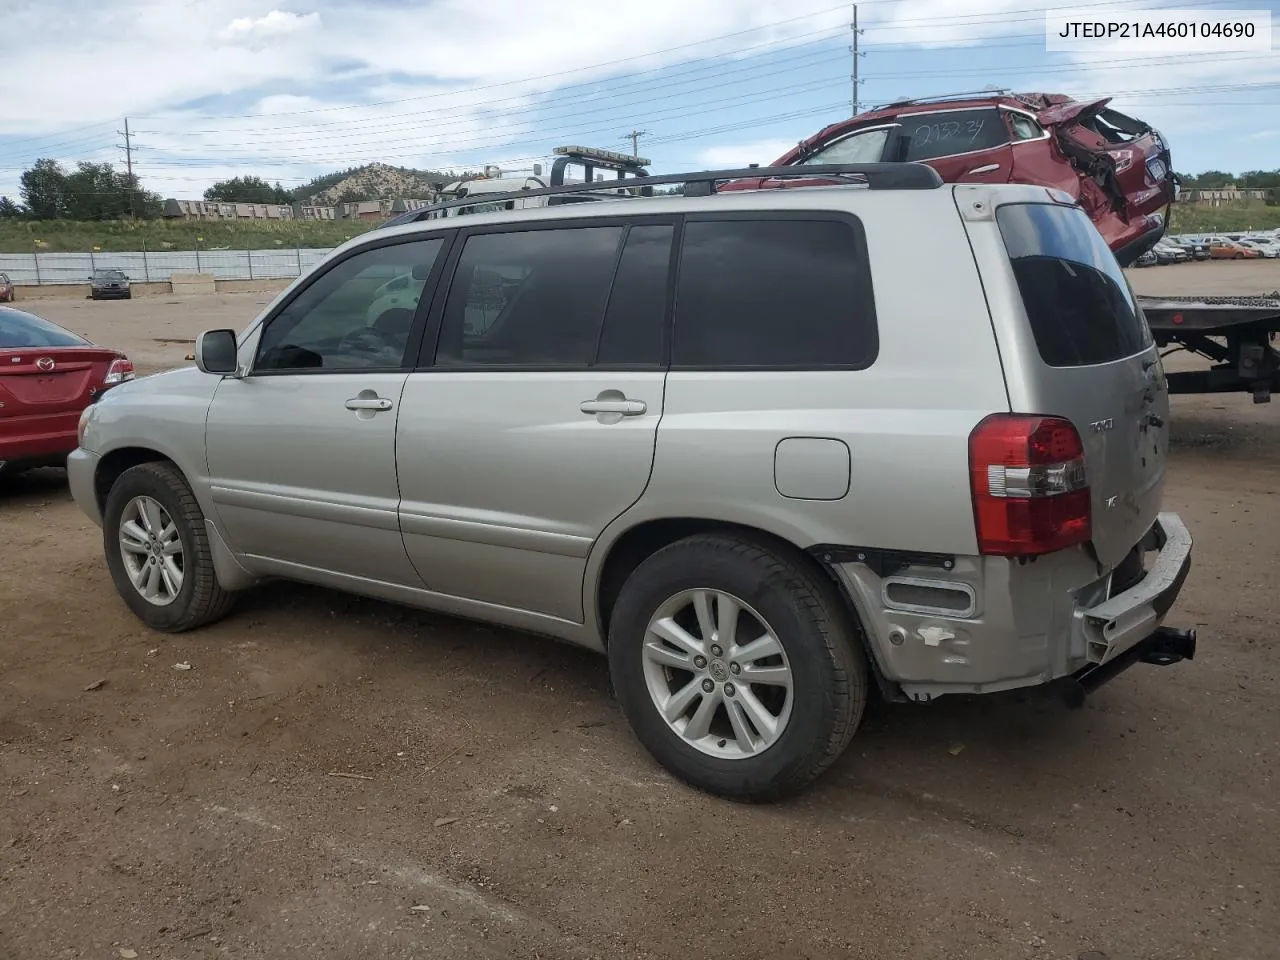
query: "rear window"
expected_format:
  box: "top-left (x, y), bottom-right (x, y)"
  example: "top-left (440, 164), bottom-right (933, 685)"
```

top-left (0, 308), bottom-right (90, 348)
top-left (996, 203), bottom-right (1151, 367)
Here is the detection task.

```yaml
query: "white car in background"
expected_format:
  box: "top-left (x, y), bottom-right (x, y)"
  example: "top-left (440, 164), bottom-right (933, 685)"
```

top-left (1240, 237), bottom-right (1280, 258)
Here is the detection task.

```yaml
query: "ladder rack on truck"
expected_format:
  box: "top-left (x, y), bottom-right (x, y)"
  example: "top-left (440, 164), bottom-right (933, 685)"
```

top-left (1139, 292), bottom-right (1280, 403)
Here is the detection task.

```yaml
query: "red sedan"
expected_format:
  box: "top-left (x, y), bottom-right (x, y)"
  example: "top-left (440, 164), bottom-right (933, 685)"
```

top-left (1, 306), bottom-right (134, 475)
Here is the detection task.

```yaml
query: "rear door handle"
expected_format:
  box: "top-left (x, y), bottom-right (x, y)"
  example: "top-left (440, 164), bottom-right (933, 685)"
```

top-left (345, 396), bottom-right (393, 411)
top-left (579, 399), bottom-right (647, 416)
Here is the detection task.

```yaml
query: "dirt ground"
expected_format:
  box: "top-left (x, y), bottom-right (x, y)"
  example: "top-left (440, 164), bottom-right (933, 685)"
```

top-left (3, 262), bottom-right (1279, 960)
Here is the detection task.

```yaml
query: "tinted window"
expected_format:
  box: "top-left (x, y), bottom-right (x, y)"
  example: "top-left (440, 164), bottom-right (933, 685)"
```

top-left (899, 108), bottom-right (1007, 161)
top-left (0, 308), bottom-right (89, 348)
top-left (255, 238), bottom-right (444, 371)
top-left (597, 225), bottom-right (673, 365)
top-left (672, 219), bottom-right (875, 368)
top-left (801, 128), bottom-right (892, 165)
top-left (997, 203), bottom-right (1151, 367)
top-left (436, 226), bottom-right (624, 367)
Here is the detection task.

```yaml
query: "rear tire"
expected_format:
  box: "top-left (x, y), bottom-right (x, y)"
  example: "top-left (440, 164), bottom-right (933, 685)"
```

top-left (103, 461), bottom-right (237, 632)
top-left (608, 533), bottom-right (867, 803)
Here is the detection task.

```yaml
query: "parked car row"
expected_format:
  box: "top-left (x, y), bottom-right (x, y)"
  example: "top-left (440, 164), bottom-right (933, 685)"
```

top-left (1134, 232), bottom-right (1280, 265)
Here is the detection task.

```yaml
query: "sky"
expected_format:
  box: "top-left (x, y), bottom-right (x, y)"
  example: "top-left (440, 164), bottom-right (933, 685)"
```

top-left (0, 0), bottom-right (1277, 202)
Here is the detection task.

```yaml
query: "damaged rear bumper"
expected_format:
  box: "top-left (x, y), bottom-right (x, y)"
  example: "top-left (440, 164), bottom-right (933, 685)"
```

top-left (1052, 511), bottom-right (1194, 705)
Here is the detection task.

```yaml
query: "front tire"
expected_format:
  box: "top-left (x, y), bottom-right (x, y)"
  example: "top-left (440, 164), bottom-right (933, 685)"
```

top-left (102, 461), bottom-right (237, 632)
top-left (608, 534), bottom-right (867, 803)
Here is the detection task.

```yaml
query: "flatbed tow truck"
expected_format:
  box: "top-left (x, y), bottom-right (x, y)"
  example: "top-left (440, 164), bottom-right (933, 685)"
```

top-left (1137, 293), bottom-right (1280, 402)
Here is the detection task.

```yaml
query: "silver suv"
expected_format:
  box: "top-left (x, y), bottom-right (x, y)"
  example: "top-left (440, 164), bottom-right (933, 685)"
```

top-left (68, 164), bottom-right (1195, 802)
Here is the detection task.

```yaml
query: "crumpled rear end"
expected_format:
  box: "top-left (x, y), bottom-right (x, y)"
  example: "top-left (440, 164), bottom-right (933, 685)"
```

top-left (1023, 95), bottom-right (1175, 264)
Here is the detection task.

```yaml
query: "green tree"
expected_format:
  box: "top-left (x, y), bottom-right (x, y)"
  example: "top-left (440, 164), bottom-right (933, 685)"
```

top-left (0, 196), bottom-right (24, 219)
top-left (17, 159), bottom-right (160, 221)
top-left (204, 176), bottom-right (292, 204)
top-left (62, 162), bottom-right (161, 220)
top-left (20, 158), bottom-right (70, 219)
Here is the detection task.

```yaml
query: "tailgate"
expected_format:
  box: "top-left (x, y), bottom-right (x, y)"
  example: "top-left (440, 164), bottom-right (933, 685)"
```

top-left (990, 200), bottom-right (1167, 570)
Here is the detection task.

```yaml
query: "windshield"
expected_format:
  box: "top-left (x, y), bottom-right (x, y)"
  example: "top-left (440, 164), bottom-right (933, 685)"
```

top-left (96, 270), bottom-right (127, 280)
top-left (0, 307), bottom-right (91, 348)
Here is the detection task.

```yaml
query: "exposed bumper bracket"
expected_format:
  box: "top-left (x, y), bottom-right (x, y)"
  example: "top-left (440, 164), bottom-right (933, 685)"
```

top-left (1053, 625), bottom-right (1197, 708)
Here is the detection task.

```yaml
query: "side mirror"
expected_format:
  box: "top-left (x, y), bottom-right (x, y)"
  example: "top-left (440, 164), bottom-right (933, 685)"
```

top-left (195, 329), bottom-right (239, 375)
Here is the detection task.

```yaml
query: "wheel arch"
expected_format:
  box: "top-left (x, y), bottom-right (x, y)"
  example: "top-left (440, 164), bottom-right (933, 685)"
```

top-left (592, 516), bottom-right (869, 649)
top-left (93, 445), bottom-right (259, 593)
top-left (93, 446), bottom-right (175, 516)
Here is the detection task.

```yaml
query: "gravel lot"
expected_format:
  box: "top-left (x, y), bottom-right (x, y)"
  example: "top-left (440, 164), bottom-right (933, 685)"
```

top-left (3, 261), bottom-right (1279, 960)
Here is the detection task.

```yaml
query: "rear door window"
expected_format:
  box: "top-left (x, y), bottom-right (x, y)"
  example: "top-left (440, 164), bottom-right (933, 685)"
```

top-left (996, 202), bottom-right (1151, 367)
top-left (898, 108), bottom-right (1008, 161)
top-left (435, 226), bottom-right (625, 367)
top-left (672, 218), bottom-right (876, 369)
top-left (596, 224), bottom-right (673, 366)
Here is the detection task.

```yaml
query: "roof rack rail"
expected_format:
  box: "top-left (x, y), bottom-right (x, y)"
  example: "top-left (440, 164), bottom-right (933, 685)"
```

top-left (382, 162), bottom-right (943, 227)
top-left (873, 87), bottom-right (1012, 110)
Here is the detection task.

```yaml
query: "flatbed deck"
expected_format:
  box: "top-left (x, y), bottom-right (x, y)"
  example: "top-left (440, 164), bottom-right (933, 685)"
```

top-left (1138, 292), bottom-right (1280, 402)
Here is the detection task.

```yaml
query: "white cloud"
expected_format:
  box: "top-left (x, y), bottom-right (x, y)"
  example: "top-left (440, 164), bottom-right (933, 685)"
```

top-left (217, 10), bottom-right (322, 47)
top-left (0, 0), bottom-right (1273, 198)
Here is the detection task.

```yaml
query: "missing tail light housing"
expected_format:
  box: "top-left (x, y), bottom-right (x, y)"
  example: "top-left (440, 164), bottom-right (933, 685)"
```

top-left (969, 414), bottom-right (1091, 557)
top-left (103, 357), bottom-right (135, 386)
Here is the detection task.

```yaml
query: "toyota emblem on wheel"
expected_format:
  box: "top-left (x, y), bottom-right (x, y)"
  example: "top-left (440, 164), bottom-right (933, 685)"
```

top-left (36, 356), bottom-right (55, 372)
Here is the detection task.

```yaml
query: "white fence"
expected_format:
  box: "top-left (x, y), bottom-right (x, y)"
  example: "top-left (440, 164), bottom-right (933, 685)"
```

top-left (0, 248), bottom-right (337, 285)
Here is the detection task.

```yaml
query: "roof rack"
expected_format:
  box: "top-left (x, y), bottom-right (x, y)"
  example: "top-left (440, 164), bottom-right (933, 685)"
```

top-left (381, 162), bottom-right (943, 227)
top-left (874, 87), bottom-right (1012, 110)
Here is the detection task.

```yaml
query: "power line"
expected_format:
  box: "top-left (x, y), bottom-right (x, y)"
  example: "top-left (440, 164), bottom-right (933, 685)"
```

top-left (122, 54), bottom-right (1280, 166)
top-left (129, 0), bottom-right (1247, 125)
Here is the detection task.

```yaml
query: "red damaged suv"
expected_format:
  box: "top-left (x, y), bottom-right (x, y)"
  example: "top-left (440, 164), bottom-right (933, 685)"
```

top-left (728, 91), bottom-right (1175, 266)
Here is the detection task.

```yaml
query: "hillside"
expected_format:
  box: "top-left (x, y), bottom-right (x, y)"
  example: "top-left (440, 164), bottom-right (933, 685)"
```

top-left (293, 162), bottom-right (475, 204)
top-left (0, 217), bottom-right (376, 253)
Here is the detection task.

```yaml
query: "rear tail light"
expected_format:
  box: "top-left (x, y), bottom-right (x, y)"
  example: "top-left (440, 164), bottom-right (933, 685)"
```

top-left (969, 414), bottom-right (1091, 557)
top-left (104, 357), bottom-right (135, 385)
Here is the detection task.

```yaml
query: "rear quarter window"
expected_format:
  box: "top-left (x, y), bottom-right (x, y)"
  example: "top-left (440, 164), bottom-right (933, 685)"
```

top-left (672, 217), bottom-right (876, 369)
top-left (997, 203), bottom-right (1151, 367)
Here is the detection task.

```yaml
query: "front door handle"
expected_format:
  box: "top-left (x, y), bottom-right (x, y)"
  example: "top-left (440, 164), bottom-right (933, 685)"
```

top-left (580, 398), bottom-right (647, 416)
top-left (345, 396), bottom-right (393, 412)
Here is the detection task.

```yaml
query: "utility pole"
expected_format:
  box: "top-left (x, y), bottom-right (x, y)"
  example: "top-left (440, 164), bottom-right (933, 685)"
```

top-left (849, 3), bottom-right (865, 116)
top-left (624, 129), bottom-right (648, 158)
top-left (117, 117), bottom-right (137, 219)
